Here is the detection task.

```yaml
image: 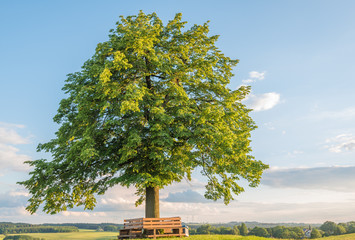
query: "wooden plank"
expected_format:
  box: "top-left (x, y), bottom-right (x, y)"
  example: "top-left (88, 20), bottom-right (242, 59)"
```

top-left (124, 222), bottom-right (143, 226)
top-left (124, 223), bottom-right (143, 226)
top-left (146, 233), bottom-right (185, 237)
top-left (123, 227), bottom-right (143, 230)
top-left (143, 223), bottom-right (181, 228)
top-left (143, 226), bottom-right (183, 229)
top-left (142, 217), bottom-right (181, 221)
top-left (143, 221), bottom-right (181, 225)
top-left (143, 221), bottom-right (181, 224)
top-left (121, 217), bottom-right (187, 238)
top-left (124, 223), bottom-right (144, 227)
top-left (124, 217), bottom-right (144, 222)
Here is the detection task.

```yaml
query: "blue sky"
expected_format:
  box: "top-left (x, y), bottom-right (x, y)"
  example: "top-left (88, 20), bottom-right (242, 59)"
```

top-left (1, 0), bottom-right (355, 223)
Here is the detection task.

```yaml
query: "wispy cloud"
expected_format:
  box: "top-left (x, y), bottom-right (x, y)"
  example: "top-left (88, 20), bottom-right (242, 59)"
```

top-left (242, 71), bottom-right (266, 84)
top-left (240, 71), bottom-right (281, 112)
top-left (61, 211), bottom-right (107, 217)
top-left (325, 134), bottom-right (355, 153)
top-left (0, 122), bottom-right (31, 173)
top-left (262, 166), bottom-right (355, 192)
top-left (0, 122), bottom-right (29, 145)
top-left (307, 107), bottom-right (355, 121)
top-left (0, 144), bottom-right (31, 172)
top-left (246, 92), bottom-right (281, 111)
top-left (286, 150), bottom-right (304, 158)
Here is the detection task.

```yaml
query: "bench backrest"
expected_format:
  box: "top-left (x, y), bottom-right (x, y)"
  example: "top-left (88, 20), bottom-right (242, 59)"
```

top-left (124, 217), bottom-right (182, 230)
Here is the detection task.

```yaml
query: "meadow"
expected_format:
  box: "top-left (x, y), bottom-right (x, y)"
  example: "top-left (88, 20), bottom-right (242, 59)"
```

top-left (1, 231), bottom-right (355, 240)
top-left (0, 229), bottom-right (118, 240)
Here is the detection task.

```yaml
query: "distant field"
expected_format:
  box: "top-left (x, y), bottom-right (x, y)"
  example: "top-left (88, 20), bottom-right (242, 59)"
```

top-left (322, 234), bottom-right (355, 240)
top-left (0, 229), bottom-right (118, 240)
top-left (134, 236), bottom-right (268, 240)
top-left (120, 234), bottom-right (355, 240)
top-left (1, 232), bottom-right (355, 240)
top-left (0, 233), bottom-right (264, 240)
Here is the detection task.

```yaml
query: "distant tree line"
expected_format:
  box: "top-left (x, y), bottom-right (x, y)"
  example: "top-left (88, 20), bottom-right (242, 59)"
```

top-left (44, 223), bottom-right (122, 231)
top-left (0, 222), bottom-right (123, 234)
top-left (0, 223), bottom-right (78, 234)
top-left (190, 223), bottom-right (252, 236)
top-left (3, 236), bottom-right (45, 240)
top-left (189, 221), bottom-right (355, 239)
top-left (318, 221), bottom-right (355, 236)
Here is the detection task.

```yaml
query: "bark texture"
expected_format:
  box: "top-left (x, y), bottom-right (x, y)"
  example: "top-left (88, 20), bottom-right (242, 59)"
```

top-left (145, 186), bottom-right (160, 218)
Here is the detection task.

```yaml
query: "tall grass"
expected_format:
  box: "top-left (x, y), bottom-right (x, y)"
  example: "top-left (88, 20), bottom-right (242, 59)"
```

top-left (0, 229), bottom-right (117, 240)
top-left (1, 232), bottom-right (355, 240)
top-left (321, 234), bottom-right (355, 240)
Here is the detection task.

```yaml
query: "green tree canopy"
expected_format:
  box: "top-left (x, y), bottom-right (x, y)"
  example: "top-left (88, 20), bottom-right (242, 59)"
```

top-left (310, 228), bottom-right (322, 239)
top-left (335, 225), bottom-right (347, 235)
top-left (239, 223), bottom-right (249, 236)
top-left (320, 221), bottom-right (338, 236)
top-left (233, 225), bottom-right (240, 235)
top-left (347, 222), bottom-right (355, 233)
top-left (19, 11), bottom-right (268, 216)
top-left (249, 227), bottom-right (270, 237)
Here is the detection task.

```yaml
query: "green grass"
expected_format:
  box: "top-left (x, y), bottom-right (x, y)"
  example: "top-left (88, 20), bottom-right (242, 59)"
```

top-left (1, 232), bottom-right (355, 240)
top-left (135, 236), bottom-right (277, 240)
top-left (0, 229), bottom-right (118, 240)
top-left (321, 234), bottom-right (355, 240)
top-left (0, 234), bottom-right (266, 240)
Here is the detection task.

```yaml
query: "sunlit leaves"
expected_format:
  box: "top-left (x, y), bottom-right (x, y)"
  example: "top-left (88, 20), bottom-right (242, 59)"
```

top-left (19, 11), bottom-right (268, 214)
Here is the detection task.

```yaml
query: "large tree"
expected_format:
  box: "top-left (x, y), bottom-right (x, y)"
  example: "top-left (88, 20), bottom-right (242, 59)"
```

top-left (20, 11), bottom-right (268, 218)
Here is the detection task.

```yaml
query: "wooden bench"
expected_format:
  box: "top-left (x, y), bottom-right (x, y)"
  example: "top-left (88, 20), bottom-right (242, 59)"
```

top-left (118, 217), bottom-right (188, 239)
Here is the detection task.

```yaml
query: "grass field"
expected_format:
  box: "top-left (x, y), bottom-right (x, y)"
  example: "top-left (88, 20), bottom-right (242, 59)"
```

top-left (0, 229), bottom-right (118, 240)
top-left (1, 231), bottom-right (355, 240)
top-left (322, 234), bottom-right (355, 240)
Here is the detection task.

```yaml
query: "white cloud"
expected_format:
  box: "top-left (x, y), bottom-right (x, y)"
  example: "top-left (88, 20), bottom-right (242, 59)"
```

top-left (325, 134), bottom-right (355, 153)
top-left (0, 122), bottom-right (25, 129)
top-left (95, 178), bottom-right (207, 212)
top-left (0, 123), bottom-right (29, 145)
top-left (3, 176), bottom-right (355, 223)
top-left (15, 207), bottom-right (32, 216)
top-left (246, 92), bottom-right (281, 111)
top-left (242, 79), bottom-right (255, 84)
top-left (0, 122), bottom-right (31, 173)
top-left (62, 211), bottom-right (91, 217)
top-left (9, 190), bottom-right (29, 197)
top-left (242, 71), bottom-right (266, 84)
top-left (0, 143), bottom-right (31, 172)
top-left (249, 71), bottom-right (266, 80)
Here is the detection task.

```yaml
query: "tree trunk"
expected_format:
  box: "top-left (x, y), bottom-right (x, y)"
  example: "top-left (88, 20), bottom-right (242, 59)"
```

top-left (145, 186), bottom-right (160, 218)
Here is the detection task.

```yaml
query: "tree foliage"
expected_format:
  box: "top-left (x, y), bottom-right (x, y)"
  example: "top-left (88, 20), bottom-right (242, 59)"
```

top-left (335, 225), bottom-right (347, 235)
top-left (19, 11), bottom-right (268, 214)
top-left (249, 227), bottom-right (270, 237)
top-left (239, 223), bottom-right (248, 236)
top-left (320, 221), bottom-right (337, 236)
top-left (3, 236), bottom-right (44, 240)
top-left (233, 225), bottom-right (240, 235)
top-left (310, 228), bottom-right (322, 239)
